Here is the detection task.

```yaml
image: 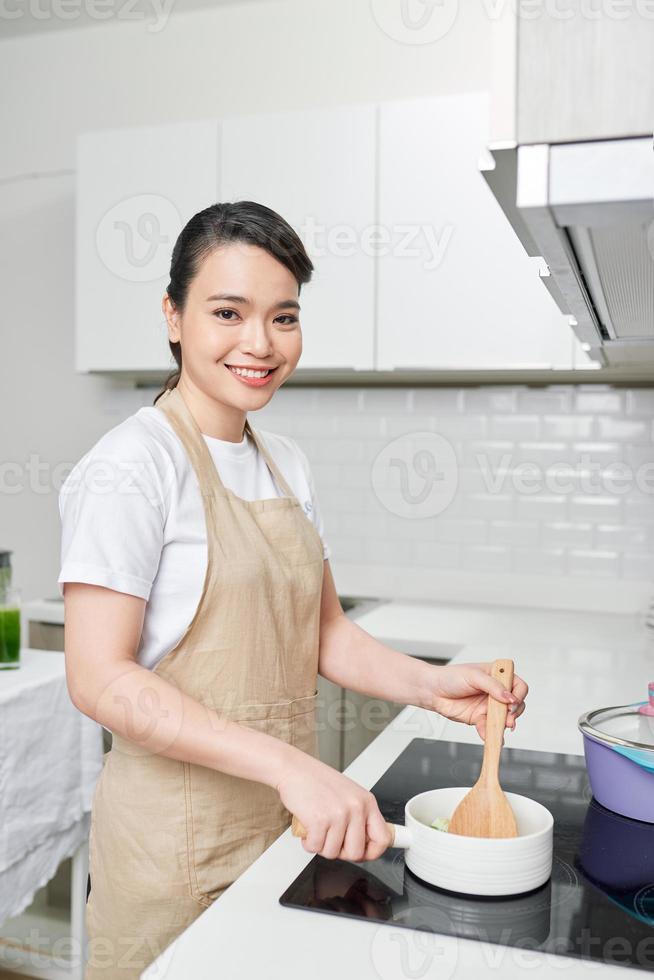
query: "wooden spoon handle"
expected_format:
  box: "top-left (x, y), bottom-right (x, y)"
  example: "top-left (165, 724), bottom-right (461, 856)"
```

top-left (480, 658), bottom-right (514, 783)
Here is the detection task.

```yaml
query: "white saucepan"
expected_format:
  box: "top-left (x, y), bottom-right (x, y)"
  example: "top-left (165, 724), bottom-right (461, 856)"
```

top-left (385, 786), bottom-right (554, 896)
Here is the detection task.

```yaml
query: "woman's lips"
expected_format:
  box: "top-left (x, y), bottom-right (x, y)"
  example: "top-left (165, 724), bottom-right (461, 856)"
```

top-left (224, 364), bottom-right (278, 388)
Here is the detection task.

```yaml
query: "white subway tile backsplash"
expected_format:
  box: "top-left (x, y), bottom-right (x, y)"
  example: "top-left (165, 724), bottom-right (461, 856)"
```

top-left (542, 415), bottom-right (594, 440)
top-left (516, 388), bottom-right (572, 414)
top-left (626, 390), bottom-right (654, 416)
top-left (489, 521), bottom-right (540, 547)
top-left (248, 382), bottom-right (654, 586)
top-left (462, 387), bottom-right (517, 414)
top-left (384, 415), bottom-right (435, 438)
top-left (434, 519), bottom-right (487, 545)
top-left (461, 441), bottom-right (514, 469)
top-left (624, 495), bottom-right (654, 524)
top-left (569, 496), bottom-right (621, 522)
top-left (490, 415), bottom-right (541, 441)
top-left (571, 442), bottom-right (625, 465)
top-left (595, 524), bottom-right (650, 552)
top-left (361, 388), bottom-right (412, 412)
top-left (363, 536), bottom-right (416, 564)
top-left (436, 415), bottom-right (487, 440)
top-left (575, 388), bottom-right (623, 414)
top-left (462, 545), bottom-right (512, 573)
top-left (516, 495), bottom-right (567, 522)
top-left (622, 552), bottom-right (654, 580)
top-left (568, 549), bottom-right (620, 578)
top-left (542, 522), bottom-right (594, 550)
top-left (514, 548), bottom-right (566, 576)
top-left (626, 445), bottom-right (654, 475)
top-left (412, 389), bottom-right (463, 413)
top-left (412, 541), bottom-right (461, 568)
top-left (516, 442), bottom-right (569, 467)
top-left (465, 493), bottom-right (515, 520)
top-left (597, 417), bottom-right (652, 444)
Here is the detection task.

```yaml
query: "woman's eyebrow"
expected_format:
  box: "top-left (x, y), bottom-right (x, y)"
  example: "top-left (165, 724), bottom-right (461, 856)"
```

top-left (206, 293), bottom-right (300, 312)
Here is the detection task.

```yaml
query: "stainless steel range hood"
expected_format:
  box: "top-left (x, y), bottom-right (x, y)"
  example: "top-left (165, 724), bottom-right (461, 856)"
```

top-left (482, 137), bottom-right (654, 368)
top-left (484, 10), bottom-right (654, 370)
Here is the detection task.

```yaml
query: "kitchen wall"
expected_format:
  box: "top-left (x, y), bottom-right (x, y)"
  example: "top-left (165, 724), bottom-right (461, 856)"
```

top-left (1, 0), bottom-right (653, 615)
top-left (106, 380), bottom-right (654, 616)
top-left (0, 0), bottom-right (492, 605)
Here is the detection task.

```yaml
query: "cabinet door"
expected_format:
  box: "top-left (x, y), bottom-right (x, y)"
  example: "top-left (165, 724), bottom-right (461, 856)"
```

top-left (376, 93), bottom-right (580, 370)
top-left (316, 674), bottom-right (343, 771)
top-left (220, 105), bottom-right (376, 370)
top-left (342, 690), bottom-right (405, 771)
top-left (76, 119), bottom-right (220, 372)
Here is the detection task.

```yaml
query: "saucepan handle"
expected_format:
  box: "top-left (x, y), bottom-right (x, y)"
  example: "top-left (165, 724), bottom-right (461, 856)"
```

top-left (291, 815), bottom-right (411, 849)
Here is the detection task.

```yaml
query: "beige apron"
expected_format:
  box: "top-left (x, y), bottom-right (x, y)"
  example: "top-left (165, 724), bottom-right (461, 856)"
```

top-left (84, 385), bottom-right (324, 978)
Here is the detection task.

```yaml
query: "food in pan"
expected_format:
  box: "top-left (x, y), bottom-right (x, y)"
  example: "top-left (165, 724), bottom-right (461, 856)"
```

top-left (429, 816), bottom-right (450, 832)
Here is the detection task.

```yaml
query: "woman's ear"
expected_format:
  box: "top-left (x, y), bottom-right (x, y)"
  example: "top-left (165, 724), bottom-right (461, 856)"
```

top-left (162, 293), bottom-right (181, 343)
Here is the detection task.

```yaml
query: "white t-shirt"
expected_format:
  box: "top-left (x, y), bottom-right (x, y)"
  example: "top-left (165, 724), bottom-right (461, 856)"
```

top-left (58, 405), bottom-right (330, 670)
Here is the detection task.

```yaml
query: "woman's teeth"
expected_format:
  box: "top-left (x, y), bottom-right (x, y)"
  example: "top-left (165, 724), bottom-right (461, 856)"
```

top-left (227, 366), bottom-right (271, 378)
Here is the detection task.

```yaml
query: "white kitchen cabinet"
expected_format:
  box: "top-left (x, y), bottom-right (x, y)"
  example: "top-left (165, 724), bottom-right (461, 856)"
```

top-left (76, 119), bottom-right (220, 373)
top-left (219, 105), bottom-right (377, 370)
top-left (376, 92), bottom-right (586, 371)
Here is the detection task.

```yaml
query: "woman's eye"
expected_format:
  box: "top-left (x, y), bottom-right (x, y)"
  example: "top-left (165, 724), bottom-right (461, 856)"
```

top-left (212, 310), bottom-right (297, 326)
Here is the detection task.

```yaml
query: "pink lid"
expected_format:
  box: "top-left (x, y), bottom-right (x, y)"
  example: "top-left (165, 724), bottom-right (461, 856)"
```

top-left (638, 681), bottom-right (654, 716)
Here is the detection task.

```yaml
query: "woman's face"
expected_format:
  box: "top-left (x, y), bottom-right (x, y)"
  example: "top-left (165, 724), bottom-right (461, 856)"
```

top-left (164, 242), bottom-right (303, 414)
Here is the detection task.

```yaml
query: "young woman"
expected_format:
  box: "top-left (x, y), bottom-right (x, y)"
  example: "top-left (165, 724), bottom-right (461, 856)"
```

top-left (59, 201), bottom-right (528, 978)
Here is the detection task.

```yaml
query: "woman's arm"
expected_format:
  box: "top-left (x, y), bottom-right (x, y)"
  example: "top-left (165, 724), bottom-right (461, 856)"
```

top-left (64, 580), bottom-right (393, 862)
top-left (64, 582), bottom-right (301, 788)
top-left (318, 561), bottom-right (528, 739)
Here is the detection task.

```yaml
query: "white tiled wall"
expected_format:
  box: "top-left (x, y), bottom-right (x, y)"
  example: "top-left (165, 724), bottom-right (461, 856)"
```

top-left (126, 383), bottom-right (654, 590)
top-left (254, 384), bottom-right (654, 585)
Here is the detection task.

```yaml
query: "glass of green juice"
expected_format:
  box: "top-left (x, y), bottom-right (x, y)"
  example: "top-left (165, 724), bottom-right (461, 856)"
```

top-left (0, 587), bottom-right (21, 669)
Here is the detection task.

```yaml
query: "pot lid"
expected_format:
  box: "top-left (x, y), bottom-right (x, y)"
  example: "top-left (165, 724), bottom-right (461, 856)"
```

top-left (579, 686), bottom-right (654, 751)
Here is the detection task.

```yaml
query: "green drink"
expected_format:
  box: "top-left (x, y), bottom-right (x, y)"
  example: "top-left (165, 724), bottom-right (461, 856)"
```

top-left (0, 588), bottom-right (20, 669)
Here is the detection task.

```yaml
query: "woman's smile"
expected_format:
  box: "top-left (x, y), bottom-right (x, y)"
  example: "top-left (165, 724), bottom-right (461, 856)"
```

top-left (224, 363), bottom-right (279, 387)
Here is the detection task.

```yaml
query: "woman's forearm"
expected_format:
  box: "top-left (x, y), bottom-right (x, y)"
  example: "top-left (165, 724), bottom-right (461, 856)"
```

top-left (318, 613), bottom-right (437, 709)
top-left (72, 660), bottom-right (300, 790)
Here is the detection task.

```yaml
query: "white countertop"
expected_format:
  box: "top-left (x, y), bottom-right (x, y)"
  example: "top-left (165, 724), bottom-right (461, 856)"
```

top-left (142, 602), bottom-right (654, 979)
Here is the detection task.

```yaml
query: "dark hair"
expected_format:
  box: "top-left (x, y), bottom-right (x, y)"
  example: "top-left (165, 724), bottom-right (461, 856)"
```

top-left (153, 201), bottom-right (314, 405)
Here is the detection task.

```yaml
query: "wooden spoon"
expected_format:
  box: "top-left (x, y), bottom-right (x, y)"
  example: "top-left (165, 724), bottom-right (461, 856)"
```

top-left (447, 658), bottom-right (518, 839)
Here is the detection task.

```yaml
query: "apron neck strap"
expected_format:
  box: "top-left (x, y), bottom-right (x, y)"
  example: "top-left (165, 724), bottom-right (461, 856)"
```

top-left (156, 385), bottom-right (295, 499)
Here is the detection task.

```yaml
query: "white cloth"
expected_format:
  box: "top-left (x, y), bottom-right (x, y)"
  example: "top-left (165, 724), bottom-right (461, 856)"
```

top-left (0, 650), bottom-right (103, 925)
top-left (57, 405), bottom-right (331, 670)
top-left (0, 815), bottom-right (90, 927)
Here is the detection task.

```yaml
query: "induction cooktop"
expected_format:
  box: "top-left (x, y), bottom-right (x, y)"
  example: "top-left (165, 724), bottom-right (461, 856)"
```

top-left (279, 738), bottom-right (654, 973)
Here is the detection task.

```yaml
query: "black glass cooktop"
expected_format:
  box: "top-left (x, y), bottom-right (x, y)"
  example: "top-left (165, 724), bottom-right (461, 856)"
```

top-left (280, 739), bottom-right (654, 972)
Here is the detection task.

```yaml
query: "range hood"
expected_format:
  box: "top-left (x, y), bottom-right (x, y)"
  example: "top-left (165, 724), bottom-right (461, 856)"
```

top-left (482, 136), bottom-right (654, 369)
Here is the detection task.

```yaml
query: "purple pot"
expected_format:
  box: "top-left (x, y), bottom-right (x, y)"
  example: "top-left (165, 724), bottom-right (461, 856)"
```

top-left (579, 702), bottom-right (654, 825)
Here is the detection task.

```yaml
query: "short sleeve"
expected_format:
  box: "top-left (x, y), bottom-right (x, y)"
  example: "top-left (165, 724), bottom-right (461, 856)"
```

top-left (58, 429), bottom-right (166, 600)
top-left (290, 440), bottom-right (331, 561)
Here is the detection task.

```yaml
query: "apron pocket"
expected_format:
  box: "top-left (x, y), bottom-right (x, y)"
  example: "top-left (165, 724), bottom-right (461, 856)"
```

top-left (183, 713), bottom-right (297, 905)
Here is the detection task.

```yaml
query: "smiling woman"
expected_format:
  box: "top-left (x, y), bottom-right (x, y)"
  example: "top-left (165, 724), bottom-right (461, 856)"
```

top-left (60, 200), bottom-right (527, 980)
top-left (154, 200), bottom-right (312, 435)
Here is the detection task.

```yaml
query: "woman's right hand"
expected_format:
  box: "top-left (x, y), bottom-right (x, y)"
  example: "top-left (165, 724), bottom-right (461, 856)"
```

top-left (275, 751), bottom-right (391, 863)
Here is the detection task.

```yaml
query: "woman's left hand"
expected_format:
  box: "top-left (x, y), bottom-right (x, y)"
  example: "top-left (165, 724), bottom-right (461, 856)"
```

top-left (425, 662), bottom-right (528, 740)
